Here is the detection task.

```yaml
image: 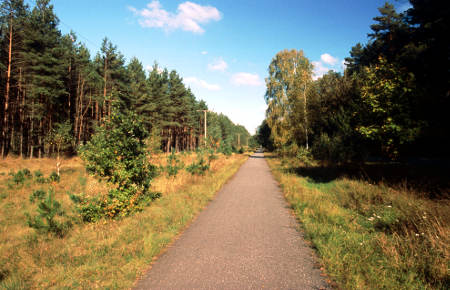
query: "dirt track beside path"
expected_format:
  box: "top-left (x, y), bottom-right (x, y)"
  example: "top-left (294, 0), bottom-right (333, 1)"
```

top-left (135, 152), bottom-right (329, 289)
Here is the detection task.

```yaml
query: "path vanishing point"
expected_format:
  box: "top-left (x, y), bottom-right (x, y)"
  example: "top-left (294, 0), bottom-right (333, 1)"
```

top-left (135, 152), bottom-right (329, 289)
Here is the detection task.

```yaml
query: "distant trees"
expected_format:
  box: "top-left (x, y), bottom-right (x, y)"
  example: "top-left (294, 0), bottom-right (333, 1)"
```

top-left (0, 0), bottom-right (249, 158)
top-left (264, 49), bottom-right (312, 151)
top-left (263, 1), bottom-right (449, 161)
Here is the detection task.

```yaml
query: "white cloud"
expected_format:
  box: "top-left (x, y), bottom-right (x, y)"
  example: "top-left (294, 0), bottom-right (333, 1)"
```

top-left (129, 1), bottom-right (221, 34)
top-left (397, 2), bottom-right (412, 13)
top-left (201, 51), bottom-right (208, 55)
top-left (312, 61), bottom-right (330, 80)
top-left (230, 73), bottom-right (264, 87)
top-left (320, 53), bottom-right (338, 65)
top-left (208, 57), bottom-right (228, 72)
top-left (145, 65), bottom-right (163, 73)
top-left (341, 59), bottom-right (347, 71)
top-left (184, 77), bottom-right (221, 91)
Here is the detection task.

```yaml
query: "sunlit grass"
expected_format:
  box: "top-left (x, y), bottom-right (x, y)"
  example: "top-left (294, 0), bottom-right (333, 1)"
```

top-left (266, 154), bottom-right (449, 289)
top-left (0, 152), bottom-right (248, 288)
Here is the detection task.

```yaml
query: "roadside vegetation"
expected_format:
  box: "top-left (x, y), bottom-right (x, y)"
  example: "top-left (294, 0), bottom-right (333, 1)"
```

top-left (259, 2), bottom-right (449, 288)
top-left (267, 155), bottom-right (449, 289)
top-left (0, 150), bottom-right (248, 288)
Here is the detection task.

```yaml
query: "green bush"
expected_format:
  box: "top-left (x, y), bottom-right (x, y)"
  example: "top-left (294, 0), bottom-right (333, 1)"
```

top-left (48, 171), bottom-right (60, 183)
top-left (219, 140), bottom-right (232, 156)
top-left (207, 148), bottom-right (218, 162)
top-left (186, 150), bottom-right (210, 175)
top-left (164, 149), bottom-right (184, 177)
top-left (34, 170), bottom-right (46, 184)
top-left (296, 146), bottom-right (313, 166)
top-left (77, 108), bottom-right (158, 221)
top-left (22, 169), bottom-right (32, 178)
top-left (26, 188), bottom-right (72, 237)
top-left (8, 169), bottom-right (32, 186)
top-left (29, 189), bottom-right (46, 203)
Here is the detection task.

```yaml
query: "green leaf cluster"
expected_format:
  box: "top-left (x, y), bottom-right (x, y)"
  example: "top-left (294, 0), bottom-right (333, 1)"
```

top-left (186, 149), bottom-right (210, 175)
top-left (164, 149), bottom-right (184, 177)
top-left (77, 108), bottom-right (158, 221)
top-left (26, 187), bottom-right (72, 237)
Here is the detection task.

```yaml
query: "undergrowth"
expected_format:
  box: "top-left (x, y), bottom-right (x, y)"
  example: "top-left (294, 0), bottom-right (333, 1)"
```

top-left (267, 154), bottom-right (449, 289)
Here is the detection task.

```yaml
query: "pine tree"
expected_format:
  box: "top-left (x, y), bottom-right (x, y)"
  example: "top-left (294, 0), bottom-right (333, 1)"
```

top-left (22, 0), bottom-right (66, 158)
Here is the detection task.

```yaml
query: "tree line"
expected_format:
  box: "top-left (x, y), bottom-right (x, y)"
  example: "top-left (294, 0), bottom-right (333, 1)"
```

top-left (259, 0), bottom-right (449, 162)
top-left (0, 0), bottom-right (250, 158)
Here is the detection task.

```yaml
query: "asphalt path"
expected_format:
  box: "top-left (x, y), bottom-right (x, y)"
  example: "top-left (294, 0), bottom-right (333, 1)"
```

top-left (134, 152), bottom-right (329, 289)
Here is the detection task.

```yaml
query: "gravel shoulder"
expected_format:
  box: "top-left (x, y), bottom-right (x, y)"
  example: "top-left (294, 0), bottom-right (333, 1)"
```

top-left (134, 152), bottom-right (329, 289)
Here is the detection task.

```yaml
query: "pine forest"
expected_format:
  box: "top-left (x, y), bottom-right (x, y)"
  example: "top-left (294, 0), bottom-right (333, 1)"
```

top-left (0, 0), bottom-right (251, 158)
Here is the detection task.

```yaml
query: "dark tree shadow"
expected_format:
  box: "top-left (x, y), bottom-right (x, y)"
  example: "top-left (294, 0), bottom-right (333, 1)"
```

top-left (287, 162), bottom-right (450, 199)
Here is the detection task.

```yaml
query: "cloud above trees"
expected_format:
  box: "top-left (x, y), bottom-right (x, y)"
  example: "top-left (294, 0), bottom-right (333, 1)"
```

top-left (313, 53), bottom-right (343, 80)
top-left (208, 57), bottom-right (228, 72)
top-left (129, 1), bottom-right (221, 34)
top-left (230, 73), bottom-right (264, 87)
top-left (184, 77), bottom-right (221, 91)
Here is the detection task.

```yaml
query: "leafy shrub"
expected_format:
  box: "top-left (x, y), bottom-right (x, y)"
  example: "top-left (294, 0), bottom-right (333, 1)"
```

top-left (207, 148), bottom-right (218, 163)
top-left (22, 169), bottom-right (32, 178)
top-left (34, 170), bottom-right (46, 183)
top-left (296, 146), bottom-right (313, 166)
top-left (219, 140), bottom-right (232, 156)
top-left (71, 189), bottom-right (161, 222)
top-left (26, 188), bottom-right (72, 237)
top-left (48, 171), bottom-right (60, 183)
top-left (238, 147), bottom-right (245, 154)
top-left (29, 189), bottom-right (46, 203)
top-left (8, 169), bottom-right (32, 186)
top-left (164, 149), bottom-right (184, 177)
top-left (186, 150), bottom-right (210, 175)
top-left (77, 109), bottom-right (158, 221)
top-left (10, 170), bottom-right (25, 185)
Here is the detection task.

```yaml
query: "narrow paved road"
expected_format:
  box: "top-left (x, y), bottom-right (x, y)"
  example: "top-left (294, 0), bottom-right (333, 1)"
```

top-left (135, 153), bottom-right (328, 289)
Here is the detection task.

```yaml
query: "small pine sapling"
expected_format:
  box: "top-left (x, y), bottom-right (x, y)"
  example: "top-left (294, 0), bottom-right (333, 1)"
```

top-left (165, 149), bottom-right (184, 177)
top-left (26, 188), bottom-right (72, 237)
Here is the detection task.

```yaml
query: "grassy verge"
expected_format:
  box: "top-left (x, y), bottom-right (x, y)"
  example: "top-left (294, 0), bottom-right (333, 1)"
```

top-left (266, 154), bottom-right (449, 289)
top-left (0, 153), bottom-right (248, 289)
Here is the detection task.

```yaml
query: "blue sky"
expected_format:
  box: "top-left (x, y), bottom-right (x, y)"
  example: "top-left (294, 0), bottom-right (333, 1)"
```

top-left (48, 0), bottom-right (409, 134)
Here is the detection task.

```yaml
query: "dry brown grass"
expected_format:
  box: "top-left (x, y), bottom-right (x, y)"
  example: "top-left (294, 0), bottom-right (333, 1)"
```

top-left (0, 152), bottom-right (248, 289)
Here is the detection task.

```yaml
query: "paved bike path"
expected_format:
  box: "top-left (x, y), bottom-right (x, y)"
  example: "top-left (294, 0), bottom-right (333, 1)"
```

top-left (135, 153), bottom-right (328, 289)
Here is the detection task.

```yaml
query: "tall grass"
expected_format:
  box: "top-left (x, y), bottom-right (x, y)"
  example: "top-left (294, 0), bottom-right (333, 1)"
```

top-left (0, 152), bottom-right (248, 288)
top-left (266, 155), bottom-right (449, 289)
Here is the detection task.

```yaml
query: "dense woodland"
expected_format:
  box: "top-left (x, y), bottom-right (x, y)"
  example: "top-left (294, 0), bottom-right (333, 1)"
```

top-left (259, 0), bottom-right (449, 162)
top-left (0, 0), bottom-right (250, 158)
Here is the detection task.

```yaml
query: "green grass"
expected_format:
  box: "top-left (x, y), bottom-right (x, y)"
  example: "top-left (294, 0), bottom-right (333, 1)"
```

top-left (267, 155), bottom-right (449, 289)
top-left (0, 153), bottom-right (248, 289)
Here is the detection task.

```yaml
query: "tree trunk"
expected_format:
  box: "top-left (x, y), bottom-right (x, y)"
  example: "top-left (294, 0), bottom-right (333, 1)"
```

top-left (303, 83), bottom-right (308, 150)
top-left (19, 68), bottom-right (24, 158)
top-left (2, 18), bottom-right (13, 158)
top-left (74, 73), bottom-right (81, 144)
top-left (103, 56), bottom-right (107, 120)
top-left (175, 128), bottom-right (179, 152)
top-left (166, 128), bottom-right (171, 153)
top-left (95, 101), bottom-right (99, 122)
top-left (38, 118), bottom-right (43, 158)
top-left (30, 101), bottom-right (34, 159)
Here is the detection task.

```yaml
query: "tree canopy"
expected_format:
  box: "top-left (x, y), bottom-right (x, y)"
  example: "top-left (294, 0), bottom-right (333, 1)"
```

top-left (0, 0), bottom-right (250, 158)
top-left (262, 1), bottom-right (449, 161)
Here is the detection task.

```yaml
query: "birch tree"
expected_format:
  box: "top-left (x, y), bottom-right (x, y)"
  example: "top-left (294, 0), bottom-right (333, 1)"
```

top-left (264, 49), bottom-right (312, 151)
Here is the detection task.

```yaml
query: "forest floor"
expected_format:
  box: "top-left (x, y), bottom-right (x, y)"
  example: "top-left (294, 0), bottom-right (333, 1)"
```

top-left (134, 152), bottom-right (329, 289)
top-left (0, 152), bottom-right (248, 288)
